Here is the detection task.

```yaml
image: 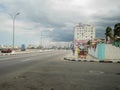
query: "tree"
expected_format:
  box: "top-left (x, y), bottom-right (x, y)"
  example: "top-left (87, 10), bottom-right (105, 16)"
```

top-left (114, 23), bottom-right (120, 41)
top-left (105, 27), bottom-right (114, 41)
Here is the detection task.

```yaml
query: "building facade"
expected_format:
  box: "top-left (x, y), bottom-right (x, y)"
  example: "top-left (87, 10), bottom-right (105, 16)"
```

top-left (74, 23), bottom-right (96, 45)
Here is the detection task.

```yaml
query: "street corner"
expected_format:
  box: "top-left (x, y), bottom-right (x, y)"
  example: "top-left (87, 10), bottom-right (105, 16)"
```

top-left (63, 57), bottom-right (98, 63)
top-left (64, 57), bottom-right (76, 61)
top-left (63, 53), bottom-right (77, 61)
top-left (63, 55), bottom-right (120, 64)
top-left (63, 54), bottom-right (97, 62)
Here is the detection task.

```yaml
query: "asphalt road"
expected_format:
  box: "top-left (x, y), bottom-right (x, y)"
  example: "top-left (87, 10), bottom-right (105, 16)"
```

top-left (0, 50), bottom-right (120, 90)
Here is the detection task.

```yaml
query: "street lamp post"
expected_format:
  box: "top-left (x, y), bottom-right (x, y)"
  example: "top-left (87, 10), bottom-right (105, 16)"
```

top-left (9, 12), bottom-right (20, 50)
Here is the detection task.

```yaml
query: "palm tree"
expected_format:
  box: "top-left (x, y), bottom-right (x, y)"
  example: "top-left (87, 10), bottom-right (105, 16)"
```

top-left (114, 23), bottom-right (120, 41)
top-left (105, 27), bottom-right (114, 42)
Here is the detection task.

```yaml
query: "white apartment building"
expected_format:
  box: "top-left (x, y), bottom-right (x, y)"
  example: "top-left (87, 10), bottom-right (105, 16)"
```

top-left (74, 23), bottom-right (96, 41)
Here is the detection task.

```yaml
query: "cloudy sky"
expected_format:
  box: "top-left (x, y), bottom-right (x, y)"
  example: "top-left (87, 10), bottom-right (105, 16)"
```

top-left (0, 0), bottom-right (120, 46)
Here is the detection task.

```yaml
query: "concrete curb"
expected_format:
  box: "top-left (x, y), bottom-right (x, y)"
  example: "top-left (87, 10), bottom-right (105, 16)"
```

top-left (99, 60), bottom-right (120, 63)
top-left (0, 51), bottom-right (43, 57)
top-left (64, 57), bottom-right (120, 63)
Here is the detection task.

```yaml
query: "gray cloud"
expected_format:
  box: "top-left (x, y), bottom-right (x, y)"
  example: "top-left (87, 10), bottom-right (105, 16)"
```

top-left (50, 28), bottom-right (74, 41)
top-left (0, 0), bottom-right (120, 45)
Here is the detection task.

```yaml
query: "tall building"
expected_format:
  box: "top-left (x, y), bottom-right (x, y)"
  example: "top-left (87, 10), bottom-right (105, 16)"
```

top-left (74, 23), bottom-right (96, 45)
top-left (74, 23), bottom-right (95, 40)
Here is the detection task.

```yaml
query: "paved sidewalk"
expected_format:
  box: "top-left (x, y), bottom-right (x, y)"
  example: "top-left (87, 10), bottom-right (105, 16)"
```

top-left (64, 52), bottom-right (120, 63)
top-left (64, 52), bottom-right (98, 62)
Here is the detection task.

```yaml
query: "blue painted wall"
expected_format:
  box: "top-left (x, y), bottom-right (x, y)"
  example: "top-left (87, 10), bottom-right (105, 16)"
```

top-left (97, 43), bottom-right (105, 60)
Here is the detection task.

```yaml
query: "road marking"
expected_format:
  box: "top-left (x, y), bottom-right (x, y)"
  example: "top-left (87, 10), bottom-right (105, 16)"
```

top-left (89, 70), bottom-right (104, 74)
top-left (21, 59), bottom-right (32, 62)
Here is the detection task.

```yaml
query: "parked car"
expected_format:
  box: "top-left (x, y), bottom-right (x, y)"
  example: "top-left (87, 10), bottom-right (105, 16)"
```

top-left (1, 49), bottom-right (12, 53)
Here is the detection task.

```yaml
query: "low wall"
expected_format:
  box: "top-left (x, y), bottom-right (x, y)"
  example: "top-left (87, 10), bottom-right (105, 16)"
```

top-left (88, 43), bottom-right (120, 60)
top-left (88, 43), bottom-right (105, 60)
top-left (105, 44), bottom-right (120, 59)
top-left (88, 46), bottom-right (97, 58)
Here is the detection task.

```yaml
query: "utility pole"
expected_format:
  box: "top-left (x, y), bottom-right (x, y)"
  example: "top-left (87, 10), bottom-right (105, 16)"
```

top-left (8, 12), bottom-right (20, 50)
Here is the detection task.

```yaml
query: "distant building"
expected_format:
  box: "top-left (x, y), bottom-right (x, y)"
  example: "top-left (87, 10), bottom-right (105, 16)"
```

top-left (27, 44), bottom-right (37, 49)
top-left (49, 42), bottom-right (72, 49)
top-left (74, 23), bottom-right (96, 45)
top-left (0, 45), bottom-right (8, 48)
